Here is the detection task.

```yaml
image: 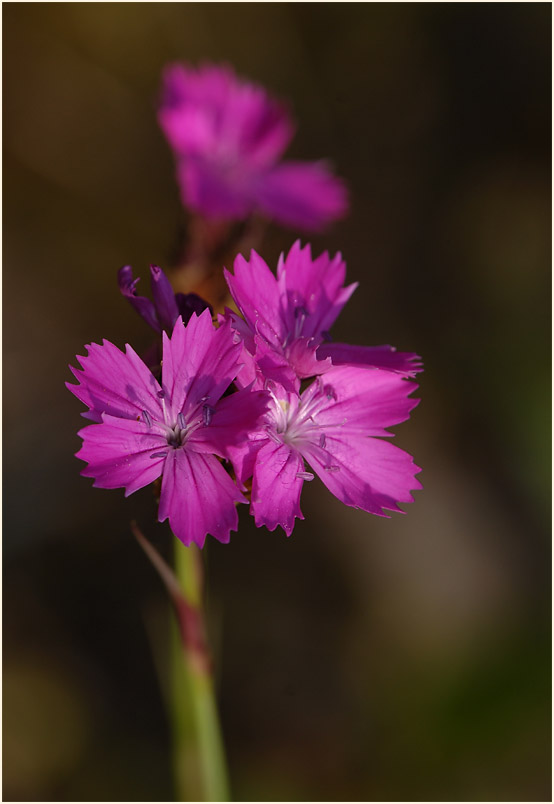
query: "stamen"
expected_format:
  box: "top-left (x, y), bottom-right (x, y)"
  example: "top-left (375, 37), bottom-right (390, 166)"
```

top-left (294, 305), bottom-right (309, 338)
top-left (265, 426), bottom-right (282, 445)
top-left (177, 412), bottom-right (186, 430)
top-left (157, 389), bottom-right (165, 399)
top-left (203, 404), bottom-right (215, 426)
top-left (325, 465), bottom-right (340, 472)
top-left (296, 471), bottom-right (314, 481)
top-left (142, 410), bottom-right (152, 428)
top-left (150, 451), bottom-right (168, 459)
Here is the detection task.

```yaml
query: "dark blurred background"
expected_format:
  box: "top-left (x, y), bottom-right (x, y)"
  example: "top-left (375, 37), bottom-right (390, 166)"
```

top-left (3, 3), bottom-right (551, 801)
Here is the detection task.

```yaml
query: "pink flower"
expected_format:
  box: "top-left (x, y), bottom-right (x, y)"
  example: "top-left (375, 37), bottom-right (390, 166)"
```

top-left (158, 63), bottom-right (348, 231)
top-left (228, 368), bottom-right (422, 536)
top-left (224, 241), bottom-right (422, 391)
top-left (66, 310), bottom-right (268, 547)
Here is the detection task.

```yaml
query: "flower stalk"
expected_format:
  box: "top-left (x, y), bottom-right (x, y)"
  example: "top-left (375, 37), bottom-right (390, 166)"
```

top-left (133, 524), bottom-right (230, 801)
top-left (171, 540), bottom-right (230, 803)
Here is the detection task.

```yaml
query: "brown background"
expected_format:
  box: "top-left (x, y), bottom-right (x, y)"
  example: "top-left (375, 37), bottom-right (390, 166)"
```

top-left (3, 3), bottom-right (551, 801)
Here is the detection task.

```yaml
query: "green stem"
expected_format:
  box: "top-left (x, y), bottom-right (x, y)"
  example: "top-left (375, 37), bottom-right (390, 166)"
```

top-left (171, 540), bottom-right (230, 802)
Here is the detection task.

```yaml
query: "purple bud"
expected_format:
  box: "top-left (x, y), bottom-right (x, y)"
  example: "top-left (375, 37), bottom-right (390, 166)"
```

top-left (150, 264), bottom-right (180, 332)
top-left (175, 292), bottom-right (212, 324)
top-left (118, 265), bottom-right (161, 333)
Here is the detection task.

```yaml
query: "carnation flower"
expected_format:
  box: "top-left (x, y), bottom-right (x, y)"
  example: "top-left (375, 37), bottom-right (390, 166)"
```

top-left (66, 310), bottom-right (268, 547)
top-left (228, 367), bottom-right (422, 536)
top-left (158, 63), bottom-right (348, 231)
top-left (118, 263), bottom-right (210, 334)
top-left (224, 241), bottom-right (422, 391)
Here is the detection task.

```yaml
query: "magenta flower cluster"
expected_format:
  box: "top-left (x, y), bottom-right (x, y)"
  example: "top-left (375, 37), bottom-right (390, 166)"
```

top-left (67, 62), bottom-right (422, 548)
top-left (68, 244), bottom-right (422, 547)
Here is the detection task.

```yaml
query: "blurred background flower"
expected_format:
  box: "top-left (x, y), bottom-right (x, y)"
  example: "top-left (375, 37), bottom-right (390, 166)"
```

top-left (158, 61), bottom-right (347, 230)
top-left (3, 3), bottom-right (550, 801)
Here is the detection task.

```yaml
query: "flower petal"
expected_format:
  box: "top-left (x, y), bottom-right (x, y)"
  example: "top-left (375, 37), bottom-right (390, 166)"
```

top-left (178, 157), bottom-right (255, 219)
top-left (255, 160), bottom-right (348, 231)
top-left (76, 415), bottom-right (166, 496)
top-left (158, 62), bottom-right (293, 166)
top-left (302, 366), bottom-right (419, 437)
top-left (158, 449), bottom-right (246, 547)
top-left (303, 435), bottom-right (422, 517)
top-left (161, 311), bottom-right (241, 422)
top-left (67, 339), bottom-right (164, 422)
top-left (224, 251), bottom-right (286, 347)
top-left (317, 342), bottom-right (423, 378)
top-left (277, 241), bottom-right (357, 338)
top-left (190, 388), bottom-right (270, 458)
top-left (251, 441), bottom-right (305, 536)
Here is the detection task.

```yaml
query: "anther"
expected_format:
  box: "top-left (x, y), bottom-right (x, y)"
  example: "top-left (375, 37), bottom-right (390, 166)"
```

top-left (157, 389), bottom-right (165, 399)
top-left (323, 384), bottom-right (337, 401)
top-left (325, 465), bottom-right (340, 472)
top-left (177, 412), bottom-right (186, 430)
top-left (203, 404), bottom-right (215, 426)
top-left (142, 410), bottom-right (152, 428)
top-left (319, 433), bottom-right (326, 448)
top-left (150, 451), bottom-right (168, 459)
top-left (296, 471), bottom-right (314, 481)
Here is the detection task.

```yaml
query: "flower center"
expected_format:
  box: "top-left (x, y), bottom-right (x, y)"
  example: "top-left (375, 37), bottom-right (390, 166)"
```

top-left (142, 403), bottom-right (216, 459)
top-left (266, 380), bottom-right (337, 450)
top-left (167, 414), bottom-right (187, 447)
